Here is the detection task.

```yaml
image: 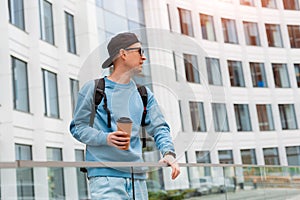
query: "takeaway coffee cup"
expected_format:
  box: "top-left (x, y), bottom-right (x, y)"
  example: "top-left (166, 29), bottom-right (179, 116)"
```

top-left (117, 117), bottom-right (132, 150)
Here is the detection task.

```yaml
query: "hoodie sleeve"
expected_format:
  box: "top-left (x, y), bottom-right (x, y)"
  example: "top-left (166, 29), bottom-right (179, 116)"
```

top-left (145, 88), bottom-right (175, 156)
top-left (69, 81), bottom-right (108, 146)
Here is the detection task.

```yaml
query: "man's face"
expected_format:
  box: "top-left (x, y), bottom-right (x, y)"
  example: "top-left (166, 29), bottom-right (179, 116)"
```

top-left (124, 42), bottom-right (146, 74)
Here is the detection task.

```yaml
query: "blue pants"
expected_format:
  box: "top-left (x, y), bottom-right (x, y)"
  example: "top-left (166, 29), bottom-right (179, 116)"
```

top-left (89, 176), bottom-right (148, 200)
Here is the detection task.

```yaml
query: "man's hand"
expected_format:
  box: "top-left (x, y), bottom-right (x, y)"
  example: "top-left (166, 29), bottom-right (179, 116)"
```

top-left (159, 155), bottom-right (180, 180)
top-left (107, 131), bottom-right (130, 150)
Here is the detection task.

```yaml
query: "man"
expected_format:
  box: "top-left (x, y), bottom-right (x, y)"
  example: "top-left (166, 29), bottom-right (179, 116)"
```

top-left (70, 32), bottom-right (180, 199)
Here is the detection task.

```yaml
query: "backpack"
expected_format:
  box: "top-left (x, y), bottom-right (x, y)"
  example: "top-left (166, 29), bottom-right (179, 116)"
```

top-left (89, 78), bottom-right (149, 148)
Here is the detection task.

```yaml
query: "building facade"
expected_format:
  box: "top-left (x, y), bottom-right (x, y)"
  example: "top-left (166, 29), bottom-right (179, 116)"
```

top-left (0, 0), bottom-right (300, 199)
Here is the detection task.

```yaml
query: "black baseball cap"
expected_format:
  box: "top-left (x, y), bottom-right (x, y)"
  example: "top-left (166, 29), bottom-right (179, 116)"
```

top-left (102, 32), bottom-right (140, 69)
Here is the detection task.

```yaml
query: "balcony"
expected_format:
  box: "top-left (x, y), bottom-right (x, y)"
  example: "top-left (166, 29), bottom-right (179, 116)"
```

top-left (1, 161), bottom-right (300, 199)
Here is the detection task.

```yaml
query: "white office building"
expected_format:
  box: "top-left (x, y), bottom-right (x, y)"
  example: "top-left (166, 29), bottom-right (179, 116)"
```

top-left (0, 0), bottom-right (300, 199)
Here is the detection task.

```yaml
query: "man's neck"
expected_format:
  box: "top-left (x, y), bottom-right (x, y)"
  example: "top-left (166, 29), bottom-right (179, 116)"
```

top-left (107, 69), bottom-right (132, 84)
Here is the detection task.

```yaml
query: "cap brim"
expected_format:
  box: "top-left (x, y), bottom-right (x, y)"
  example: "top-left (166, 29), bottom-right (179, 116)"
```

top-left (102, 57), bottom-right (113, 69)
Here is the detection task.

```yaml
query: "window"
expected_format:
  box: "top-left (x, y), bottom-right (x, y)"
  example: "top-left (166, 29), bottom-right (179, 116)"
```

top-left (243, 21), bottom-right (261, 46)
top-left (200, 14), bottom-right (216, 41)
top-left (178, 100), bottom-right (185, 131)
top-left (15, 144), bottom-right (35, 199)
top-left (256, 104), bottom-right (275, 131)
top-left (218, 150), bottom-right (234, 164)
top-left (178, 8), bottom-right (194, 37)
top-left (39, 0), bottom-right (54, 44)
top-left (189, 102), bottom-right (206, 132)
top-left (184, 54), bottom-right (200, 83)
top-left (47, 147), bottom-right (65, 199)
top-left (222, 18), bottom-right (239, 44)
top-left (75, 150), bottom-right (89, 199)
top-left (42, 69), bottom-right (60, 118)
top-left (206, 57), bottom-right (222, 85)
top-left (265, 24), bottom-right (283, 47)
top-left (234, 104), bottom-right (252, 131)
top-left (286, 146), bottom-right (300, 165)
top-left (212, 103), bottom-right (230, 132)
top-left (279, 104), bottom-right (298, 130)
top-left (263, 147), bottom-right (280, 165)
top-left (173, 51), bottom-right (178, 81)
top-left (272, 63), bottom-right (290, 88)
top-left (287, 25), bottom-right (300, 48)
top-left (250, 62), bottom-right (268, 87)
top-left (228, 60), bottom-right (245, 87)
top-left (295, 64), bottom-right (300, 87)
top-left (283, 0), bottom-right (300, 10)
top-left (241, 149), bottom-right (257, 164)
top-left (65, 12), bottom-right (77, 54)
top-left (70, 78), bottom-right (79, 115)
top-left (240, 0), bottom-right (255, 6)
top-left (261, 0), bottom-right (277, 8)
top-left (196, 151), bottom-right (211, 176)
top-left (8, 0), bottom-right (25, 30)
top-left (12, 56), bottom-right (30, 112)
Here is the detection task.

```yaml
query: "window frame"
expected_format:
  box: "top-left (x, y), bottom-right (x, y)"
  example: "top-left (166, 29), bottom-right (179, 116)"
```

top-left (65, 11), bottom-right (77, 54)
top-left (8, 0), bottom-right (25, 30)
top-left (11, 56), bottom-right (30, 112)
top-left (42, 69), bottom-right (60, 118)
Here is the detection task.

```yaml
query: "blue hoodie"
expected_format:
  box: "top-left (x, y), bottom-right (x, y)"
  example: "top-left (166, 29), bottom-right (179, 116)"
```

top-left (70, 77), bottom-right (175, 179)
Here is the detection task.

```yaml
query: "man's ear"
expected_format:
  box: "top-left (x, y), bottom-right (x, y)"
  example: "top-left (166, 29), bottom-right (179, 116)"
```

top-left (119, 49), bottom-right (127, 60)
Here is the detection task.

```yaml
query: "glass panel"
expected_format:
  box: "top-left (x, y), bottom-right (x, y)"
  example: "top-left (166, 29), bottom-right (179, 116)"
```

top-left (104, 11), bottom-right (128, 34)
top-left (286, 146), bottom-right (300, 165)
top-left (178, 8), bottom-right (194, 37)
top-left (15, 144), bottom-right (34, 200)
top-left (189, 102), bottom-right (206, 132)
top-left (200, 14), bottom-right (216, 41)
top-left (243, 21), bottom-right (261, 46)
top-left (39, 0), bottom-right (55, 44)
top-left (265, 24), bottom-right (283, 47)
top-left (103, 0), bottom-right (126, 16)
top-left (228, 60), bottom-right (245, 87)
top-left (272, 63), bottom-right (291, 88)
top-left (47, 147), bottom-right (65, 200)
top-left (42, 69), bottom-right (60, 118)
top-left (75, 150), bottom-right (89, 200)
top-left (222, 18), bottom-right (239, 44)
top-left (12, 56), bottom-right (30, 112)
top-left (295, 64), bottom-right (300, 87)
top-left (8, 0), bottom-right (25, 30)
top-left (250, 62), bottom-right (268, 87)
top-left (263, 147), bottom-right (280, 165)
top-left (256, 104), bottom-right (275, 131)
top-left (206, 57), bottom-right (222, 85)
top-left (241, 149), bottom-right (257, 164)
top-left (288, 25), bottom-right (300, 48)
top-left (196, 151), bottom-right (211, 176)
top-left (212, 103), bottom-right (230, 132)
top-left (240, 0), bottom-right (255, 6)
top-left (219, 150), bottom-right (234, 164)
top-left (234, 104), bottom-right (252, 131)
top-left (279, 104), bottom-right (298, 130)
top-left (178, 100), bottom-right (185, 131)
top-left (70, 78), bottom-right (79, 115)
top-left (261, 0), bottom-right (277, 8)
top-left (184, 54), bottom-right (200, 83)
top-left (126, 0), bottom-right (145, 23)
top-left (283, 0), bottom-right (300, 10)
top-left (65, 12), bottom-right (77, 54)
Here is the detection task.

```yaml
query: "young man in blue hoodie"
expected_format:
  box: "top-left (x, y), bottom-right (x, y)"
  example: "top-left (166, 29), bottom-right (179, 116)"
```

top-left (70, 32), bottom-right (180, 199)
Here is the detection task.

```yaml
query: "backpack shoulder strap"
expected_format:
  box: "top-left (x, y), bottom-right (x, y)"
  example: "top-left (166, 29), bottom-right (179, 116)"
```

top-left (137, 86), bottom-right (149, 148)
top-left (89, 78), bottom-right (107, 127)
top-left (137, 86), bottom-right (148, 126)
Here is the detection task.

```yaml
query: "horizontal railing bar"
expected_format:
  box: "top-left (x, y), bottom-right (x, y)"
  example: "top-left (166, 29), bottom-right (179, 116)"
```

top-left (0, 162), bottom-right (18, 168)
top-left (0, 161), bottom-right (296, 169)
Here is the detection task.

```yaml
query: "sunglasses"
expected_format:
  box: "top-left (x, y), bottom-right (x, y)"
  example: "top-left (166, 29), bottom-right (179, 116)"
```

top-left (125, 47), bottom-right (144, 56)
